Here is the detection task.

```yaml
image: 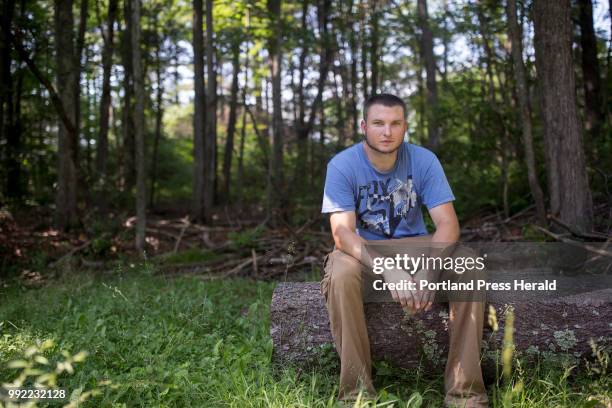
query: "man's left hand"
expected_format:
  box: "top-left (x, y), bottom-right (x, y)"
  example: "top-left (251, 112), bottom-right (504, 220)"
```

top-left (411, 269), bottom-right (438, 312)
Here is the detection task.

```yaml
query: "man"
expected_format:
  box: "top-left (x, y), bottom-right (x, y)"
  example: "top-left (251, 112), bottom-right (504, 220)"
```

top-left (320, 94), bottom-right (488, 407)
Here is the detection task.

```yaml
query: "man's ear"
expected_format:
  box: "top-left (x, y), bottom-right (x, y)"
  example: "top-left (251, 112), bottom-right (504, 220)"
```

top-left (360, 119), bottom-right (366, 134)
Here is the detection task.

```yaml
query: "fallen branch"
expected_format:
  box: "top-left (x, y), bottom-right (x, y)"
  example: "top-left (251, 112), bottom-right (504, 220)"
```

top-left (173, 219), bottom-right (190, 253)
top-left (549, 216), bottom-right (610, 241)
top-left (50, 240), bottom-right (91, 267)
top-left (532, 225), bottom-right (612, 258)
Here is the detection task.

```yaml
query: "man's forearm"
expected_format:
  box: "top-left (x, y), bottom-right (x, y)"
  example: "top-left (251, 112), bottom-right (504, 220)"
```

top-left (334, 229), bottom-right (418, 280)
top-left (333, 226), bottom-right (371, 267)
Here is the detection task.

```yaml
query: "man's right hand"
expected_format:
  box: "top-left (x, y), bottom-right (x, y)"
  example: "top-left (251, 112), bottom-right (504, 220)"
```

top-left (382, 268), bottom-right (417, 314)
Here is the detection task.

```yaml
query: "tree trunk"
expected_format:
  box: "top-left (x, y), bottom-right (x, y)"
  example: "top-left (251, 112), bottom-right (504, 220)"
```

top-left (54, 0), bottom-right (79, 230)
top-left (577, 0), bottom-right (604, 147)
top-left (441, 0), bottom-right (449, 84)
top-left (192, 0), bottom-right (207, 222)
top-left (271, 282), bottom-right (611, 376)
top-left (267, 0), bottom-right (284, 225)
top-left (120, 3), bottom-right (135, 192)
top-left (222, 43), bottom-right (240, 203)
top-left (73, 0), bottom-right (88, 173)
top-left (236, 10), bottom-right (250, 205)
top-left (369, 0), bottom-right (379, 95)
top-left (417, 63), bottom-right (425, 145)
top-left (294, 0), bottom-right (308, 188)
top-left (348, 0), bottom-right (358, 141)
top-left (149, 38), bottom-right (163, 208)
top-left (417, 0), bottom-right (440, 151)
top-left (204, 0), bottom-right (217, 223)
top-left (130, 0), bottom-right (146, 251)
top-left (360, 0), bottom-right (369, 101)
top-left (96, 0), bottom-right (117, 210)
top-left (506, 0), bottom-right (546, 226)
top-left (533, 0), bottom-right (593, 233)
top-left (1, 0), bottom-right (19, 199)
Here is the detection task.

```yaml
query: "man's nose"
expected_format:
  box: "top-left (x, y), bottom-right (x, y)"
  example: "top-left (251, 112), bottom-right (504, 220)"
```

top-left (383, 124), bottom-right (392, 136)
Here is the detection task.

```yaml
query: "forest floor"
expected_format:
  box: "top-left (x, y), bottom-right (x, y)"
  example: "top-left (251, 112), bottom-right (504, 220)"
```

top-left (3, 201), bottom-right (610, 284)
top-left (1, 267), bottom-right (610, 407)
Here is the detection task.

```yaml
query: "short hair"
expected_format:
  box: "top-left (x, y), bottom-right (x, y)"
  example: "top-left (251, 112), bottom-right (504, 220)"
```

top-left (363, 93), bottom-right (407, 121)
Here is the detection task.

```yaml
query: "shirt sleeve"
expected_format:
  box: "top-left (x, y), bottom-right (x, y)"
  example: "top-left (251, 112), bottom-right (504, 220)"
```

top-left (321, 162), bottom-right (356, 213)
top-left (420, 155), bottom-right (455, 209)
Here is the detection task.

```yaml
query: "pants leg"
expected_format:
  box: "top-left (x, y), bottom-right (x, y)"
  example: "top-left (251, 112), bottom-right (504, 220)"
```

top-left (443, 245), bottom-right (489, 408)
top-left (320, 240), bottom-right (488, 406)
top-left (444, 300), bottom-right (488, 407)
top-left (320, 249), bottom-right (375, 400)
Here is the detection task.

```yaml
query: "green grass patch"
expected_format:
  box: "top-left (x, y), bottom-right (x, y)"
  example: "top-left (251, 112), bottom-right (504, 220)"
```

top-left (0, 268), bottom-right (609, 407)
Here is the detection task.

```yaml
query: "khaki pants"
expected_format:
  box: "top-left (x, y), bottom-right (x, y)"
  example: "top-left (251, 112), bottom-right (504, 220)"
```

top-left (320, 237), bottom-right (489, 407)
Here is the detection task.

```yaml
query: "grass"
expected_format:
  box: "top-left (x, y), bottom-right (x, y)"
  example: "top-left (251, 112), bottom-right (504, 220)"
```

top-left (0, 263), bottom-right (609, 407)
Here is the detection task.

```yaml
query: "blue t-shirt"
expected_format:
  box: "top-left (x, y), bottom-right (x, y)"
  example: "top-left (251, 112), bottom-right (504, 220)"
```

top-left (321, 141), bottom-right (455, 240)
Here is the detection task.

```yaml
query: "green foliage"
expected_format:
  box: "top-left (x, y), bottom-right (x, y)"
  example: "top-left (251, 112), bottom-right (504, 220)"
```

top-left (228, 226), bottom-right (265, 250)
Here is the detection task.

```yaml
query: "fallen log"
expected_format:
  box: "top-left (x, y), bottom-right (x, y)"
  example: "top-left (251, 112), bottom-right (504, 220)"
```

top-left (270, 274), bottom-right (611, 375)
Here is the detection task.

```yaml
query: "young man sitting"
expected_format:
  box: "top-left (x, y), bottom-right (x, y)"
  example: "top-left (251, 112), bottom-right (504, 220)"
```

top-left (320, 94), bottom-right (488, 407)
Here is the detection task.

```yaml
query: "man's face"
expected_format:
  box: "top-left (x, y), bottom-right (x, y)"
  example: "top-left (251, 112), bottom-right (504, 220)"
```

top-left (360, 104), bottom-right (407, 155)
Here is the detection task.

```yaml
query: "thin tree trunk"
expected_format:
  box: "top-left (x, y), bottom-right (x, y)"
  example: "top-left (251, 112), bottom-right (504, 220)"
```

top-left (577, 0), bottom-right (604, 147)
top-left (1, 0), bottom-right (18, 198)
top-left (222, 43), bottom-right (240, 203)
top-left (294, 0), bottom-right (307, 186)
top-left (348, 0), bottom-right (358, 141)
top-left (417, 62), bottom-right (425, 145)
top-left (192, 0), bottom-right (206, 221)
top-left (121, 2), bottom-right (135, 191)
top-left (441, 0), bottom-right (449, 84)
top-left (369, 0), bottom-right (379, 94)
top-left (173, 46), bottom-right (180, 105)
top-left (333, 64), bottom-right (345, 150)
top-left (204, 0), bottom-right (217, 223)
top-left (8, 65), bottom-right (23, 198)
top-left (149, 37), bottom-right (163, 208)
top-left (85, 74), bottom-right (93, 179)
top-left (73, 0), bottom-right (88, 172)
top-left (507, 0), bottom-right (546, 226)
top-left (267, 0), bottom-right (284, 224)
top-left (533, 0), bottom-right (593, 233)
top-left (236, 10), bottom-right (250, 205)
top-left (130, 0), bottom-right (146, 251)
top-left (96, 0), bottom-right (117, 210)
top-left (417, 0), bottom-right (440, 151)
top-left (54, 0), bottom-right (79, 230)
top-left (360, 0), bottom-right (369, 101)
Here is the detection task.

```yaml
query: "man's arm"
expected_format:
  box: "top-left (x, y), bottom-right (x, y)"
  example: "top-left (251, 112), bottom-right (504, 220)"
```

top-left (412, 202), bottom-right (460, 311)
top-left (329, 211), bottom-right (416, 310)
top-left (428, 201), bottom-right (460, 245)
top-left (329, 211), bottom-right (365, 262)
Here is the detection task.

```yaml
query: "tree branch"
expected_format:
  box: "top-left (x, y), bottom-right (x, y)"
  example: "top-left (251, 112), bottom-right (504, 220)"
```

top-left (8, 25), bottom-right (77, 137)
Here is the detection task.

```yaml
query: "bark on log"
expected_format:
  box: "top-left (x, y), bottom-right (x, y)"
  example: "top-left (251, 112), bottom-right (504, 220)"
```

top-left (270, 277), bottom-right (611, 375)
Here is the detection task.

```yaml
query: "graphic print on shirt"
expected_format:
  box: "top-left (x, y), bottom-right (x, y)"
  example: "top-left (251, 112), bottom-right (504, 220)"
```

top-left (357, 177), bottom-right (418, 238)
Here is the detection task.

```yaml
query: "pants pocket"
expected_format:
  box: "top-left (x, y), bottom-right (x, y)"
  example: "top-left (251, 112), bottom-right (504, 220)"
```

top-left (320, 253), bottom-right (334, 301)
